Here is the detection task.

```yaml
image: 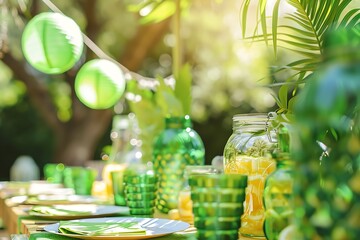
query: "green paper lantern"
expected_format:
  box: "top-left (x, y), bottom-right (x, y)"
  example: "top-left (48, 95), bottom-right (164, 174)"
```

top-left (75, 59), bottom-right (126, 109)
top-left (21, 12), bottom-right (84, 74)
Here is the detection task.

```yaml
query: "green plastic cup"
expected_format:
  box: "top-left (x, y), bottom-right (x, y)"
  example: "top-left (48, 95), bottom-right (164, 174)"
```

top-left (111, 170), bottom-right (126, 206)
top-left (44, 163), bottom-right (65, 183)
top-left (63, 167), bottom-right (97, 195)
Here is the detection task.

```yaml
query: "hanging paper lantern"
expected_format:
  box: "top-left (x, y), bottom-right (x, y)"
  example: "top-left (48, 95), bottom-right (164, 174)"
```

top-left (75, 59), bottom-right (126, 109)
top-left (21, 12), bottom-right (84, 74)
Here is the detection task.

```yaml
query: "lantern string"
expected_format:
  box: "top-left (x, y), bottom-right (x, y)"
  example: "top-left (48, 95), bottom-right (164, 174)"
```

top-left (41, 0), bottom-right (162, 88)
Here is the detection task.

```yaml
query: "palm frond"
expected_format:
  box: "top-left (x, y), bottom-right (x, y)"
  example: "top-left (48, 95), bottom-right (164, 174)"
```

top-left (240, 0), bottom-right (360, 84)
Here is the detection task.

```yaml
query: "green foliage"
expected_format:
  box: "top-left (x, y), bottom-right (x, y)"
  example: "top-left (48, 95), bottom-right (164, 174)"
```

top-left (292, 26), bottom-right (360, 238)
top-left (126, 76), bottom-right (184, 162)
top-left (155, 76), bottom-right (183, 116)
top-left (174, 63), bottom-right (191, 115)
top-left (48, 79), bottom-right (72, 122)
top-left (245, 139), bottom-right (273, 157)
top-left (127, 0), bottom-right (190, 24)
top-left (241, 0), bottom-right (360, 111)
top-left (0, 63), bottom-right (26, 107)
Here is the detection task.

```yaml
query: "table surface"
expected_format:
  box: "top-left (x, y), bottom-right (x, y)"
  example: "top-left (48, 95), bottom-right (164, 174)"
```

top-left (0, 182), bottom-right (265, 240)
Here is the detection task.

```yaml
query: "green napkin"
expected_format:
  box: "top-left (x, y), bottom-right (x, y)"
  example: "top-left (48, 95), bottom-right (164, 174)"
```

top-left (29, 206), bottom-right (93, 216)
top-left (28, 231), bottom-right (197, 240)
top-left (58, 221), bottom-right (146, 236)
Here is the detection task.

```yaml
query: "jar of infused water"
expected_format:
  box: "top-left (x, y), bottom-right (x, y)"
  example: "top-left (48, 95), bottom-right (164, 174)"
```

top-left (223, 113), bottom-right (276, 237)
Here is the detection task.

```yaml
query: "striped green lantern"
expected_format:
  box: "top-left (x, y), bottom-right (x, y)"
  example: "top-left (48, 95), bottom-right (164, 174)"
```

top-left (21, 12), bottom-right (83, 74)
top-left (75, 59), bottom-right (126, 109)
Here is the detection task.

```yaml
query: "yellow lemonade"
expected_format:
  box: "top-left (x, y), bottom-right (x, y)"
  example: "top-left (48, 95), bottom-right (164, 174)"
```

top-left (178, 189), bottom-right (194, 224)
top-left (225, 155), bottom-right (276, 237)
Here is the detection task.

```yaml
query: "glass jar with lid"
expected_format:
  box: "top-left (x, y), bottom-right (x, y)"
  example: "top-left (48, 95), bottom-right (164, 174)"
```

top-left (223, 113), bottom-right (276, 237)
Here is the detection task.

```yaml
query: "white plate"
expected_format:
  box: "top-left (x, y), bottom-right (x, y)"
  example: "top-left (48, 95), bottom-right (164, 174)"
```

top-left (29, 205), bottom-right (130, 220)
top-left (25, 194), bottom-right (110, 205)
top-left (44, 217), bottom-right (190, 239)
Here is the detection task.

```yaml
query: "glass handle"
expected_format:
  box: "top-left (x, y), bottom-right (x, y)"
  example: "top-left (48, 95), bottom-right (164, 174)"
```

top-left (266, 111), bottom-right (278, 143)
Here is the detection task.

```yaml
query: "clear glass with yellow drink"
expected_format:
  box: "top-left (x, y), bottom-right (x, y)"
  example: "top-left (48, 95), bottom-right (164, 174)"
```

top-left (223, 113), bottom-right (276, 237)
top-left (177, 165), bottom-right (220, 224)
top-left (102, 113), bottom-right (140, 199)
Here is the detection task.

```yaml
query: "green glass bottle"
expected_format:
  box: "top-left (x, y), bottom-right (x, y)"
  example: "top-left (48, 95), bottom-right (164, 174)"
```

top-left (263, 153), bottom-right (294, 240)
top-left (153, 115), bottom-right (205, 213)
top-left (263, 126), bottom-right (294, 240)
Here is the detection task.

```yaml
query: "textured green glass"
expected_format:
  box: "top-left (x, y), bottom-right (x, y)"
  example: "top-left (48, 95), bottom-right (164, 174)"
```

top-left (189, 174), bottom-right (247, 240)
top-left (191, 188), bottom-right (245, 202)
top-left (263, 156), bottom-right (294, 240)
top-left (294, 26), bottom-right (360, 239)
top-left (43, 163), bottom-right (65, 184)
top-left (194, 217), bottom-right (241, 230)
top-left (189, 174), bottom-right (248, 188)
top-left (123, 169), bottom-right (157, 218)
top-left (125, 184), bottom-right (156, 193)
top-left (129, 208), bottom-right (154, 215)
top-left (124, 175), bottom-right (157, 185)
top-left (153, 115), bottom-right (205, 213)
top-left (63, 167), bottom-right (97, 195)
top-left (192, 202), bottom-right (244, 217)
top-left (127, 200), bottom-right (155, 208)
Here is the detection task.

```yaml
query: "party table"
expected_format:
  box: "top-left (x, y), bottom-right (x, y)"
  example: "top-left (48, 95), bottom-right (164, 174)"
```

top-left (8, 209), bottom-right (264, 240)
top-left (1, 181), bottom-right (265, 240)
top-left (14, 220), bottom-right (262, 240)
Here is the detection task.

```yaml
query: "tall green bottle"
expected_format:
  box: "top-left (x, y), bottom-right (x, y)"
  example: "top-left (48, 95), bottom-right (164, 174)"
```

top-left (153, 115), bottom-right (205, 213)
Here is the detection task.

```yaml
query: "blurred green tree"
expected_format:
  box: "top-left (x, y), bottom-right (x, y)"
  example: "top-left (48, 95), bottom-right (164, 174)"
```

top-left (0, 0), bottom-right (171, 168)
top-left (0, 0), bottom-right (275, 178)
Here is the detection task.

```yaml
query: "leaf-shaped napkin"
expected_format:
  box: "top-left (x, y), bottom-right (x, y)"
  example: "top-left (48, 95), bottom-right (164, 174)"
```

top-left (29, 205), bottom-right (94, 216)
top-left (58, 221), bottom-right (146, 236)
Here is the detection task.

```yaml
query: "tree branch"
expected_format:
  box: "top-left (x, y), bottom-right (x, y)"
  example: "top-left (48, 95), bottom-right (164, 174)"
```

top-left (119, 18), bottom-right (171, 71)
top-left (78, 0), bottom-right (100, 60)
top-left (2, 53), bottom-right (62, 133)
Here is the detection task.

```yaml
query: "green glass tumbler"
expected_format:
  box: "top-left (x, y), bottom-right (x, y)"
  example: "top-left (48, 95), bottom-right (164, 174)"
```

top-left (123, 165), bottom-right (157, 217)
top-left (44, 163), bottom-right (65, 183)
top-left (189, 174), bottom-right (247, 240)
top-left (63, 167), bottom-right (97, 195)
top-left (111, 170), bottom-right (126, 206)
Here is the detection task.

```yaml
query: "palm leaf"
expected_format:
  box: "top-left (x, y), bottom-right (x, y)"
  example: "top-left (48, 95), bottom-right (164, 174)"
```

top-left (240, 0), bottom-right (360, 84)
